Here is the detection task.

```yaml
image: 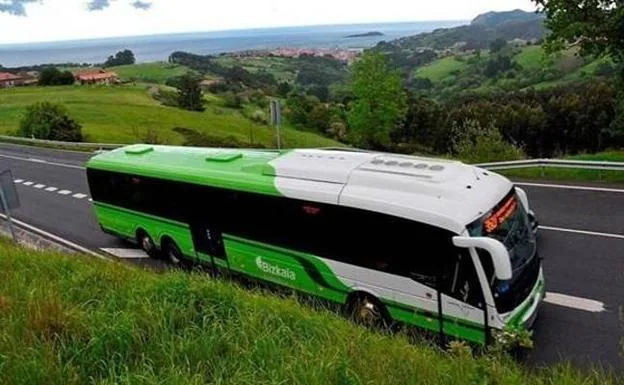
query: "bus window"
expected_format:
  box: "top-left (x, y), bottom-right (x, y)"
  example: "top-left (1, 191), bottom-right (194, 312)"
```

top-left (442, 251), bottom-right (484, 309)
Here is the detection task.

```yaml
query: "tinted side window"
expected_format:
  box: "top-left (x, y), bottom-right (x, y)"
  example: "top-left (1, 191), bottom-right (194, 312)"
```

top-left (441, 250), bottom-right (485, 309)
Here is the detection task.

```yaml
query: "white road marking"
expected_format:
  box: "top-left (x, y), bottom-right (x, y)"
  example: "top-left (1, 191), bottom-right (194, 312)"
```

top-left (0, 212), bottom-right (109, 261)
top-left (58, 190), bottom-right (72, 195)
top-left (34, 184), bottom-right (46, 189)
top-left (540, 226), bottom-right (624, 240)
top-left (13, 179), bottom-right (23, 183)
top-left (0, 154), bottom-right (85, 170)
top-left (45, 187), bottom-right (58, 192)
top-left (101, 248), bottom-right (150, 259)
top-left (22, 181), bottom-right (33, 186)
top-left (72, 193), bottom-right (88, 199)
top-left (544, 292), bottom-right (606, 313)
top-left (516, 182), bottom-right (624, 194)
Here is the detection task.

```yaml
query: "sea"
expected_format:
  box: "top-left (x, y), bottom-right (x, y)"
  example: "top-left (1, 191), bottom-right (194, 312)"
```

top-left (0, 21), bottom-right (466, 68)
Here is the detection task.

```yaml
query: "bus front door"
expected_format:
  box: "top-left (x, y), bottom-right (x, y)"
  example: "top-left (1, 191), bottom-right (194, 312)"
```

top-left (190, 224), bottom-right (228, 269)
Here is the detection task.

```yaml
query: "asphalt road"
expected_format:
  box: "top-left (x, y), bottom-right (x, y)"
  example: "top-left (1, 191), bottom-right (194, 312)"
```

top-left (0, 142), bottom-right (622, 371)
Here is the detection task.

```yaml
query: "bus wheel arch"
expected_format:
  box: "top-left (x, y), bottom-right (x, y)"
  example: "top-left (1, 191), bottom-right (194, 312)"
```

top-left (160, 236), bottom-right (183, 265)
top-left (345, 291), bottom-right (392, 329)
top-left (136, 228), bottom-right (158, 258)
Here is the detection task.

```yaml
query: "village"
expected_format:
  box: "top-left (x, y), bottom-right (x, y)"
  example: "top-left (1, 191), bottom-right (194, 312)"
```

top-left (0, 68), bottom-right (120, 88)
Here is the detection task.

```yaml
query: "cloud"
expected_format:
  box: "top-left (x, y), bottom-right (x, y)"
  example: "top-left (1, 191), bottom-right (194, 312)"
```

top-left (0, 0), bottom-right (40, 16)
top-left (86, 0), bottom-right (110, 11)
top-left (131, 1), bottom-right (151, 10)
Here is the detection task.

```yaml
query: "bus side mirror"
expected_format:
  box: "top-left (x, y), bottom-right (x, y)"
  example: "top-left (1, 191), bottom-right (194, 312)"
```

top-left (452, 236), bottom-right (513, 280)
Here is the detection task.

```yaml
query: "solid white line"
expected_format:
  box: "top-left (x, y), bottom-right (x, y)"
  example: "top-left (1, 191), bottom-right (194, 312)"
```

top-left (0, 153), bottom-right (85, 170)
top-left (13, 179), bottom-right (24, 183)
top-left (544, 292), bottom-right (606, 313)
top-left (45, 187), bottom-right (58, 192)
top-left (58, 190), bottom-right (72, 195)
top-left (540, 226), bottom-right (624, 240)
top-left (72, 193), bottom-right (87, 199)
top-left (22, 181), bottom-right (33, 186)
top-left (516, 182), bottom-right (624, 193)
top-left (34, 184), bottom-right (46, 189)
top-left (101, 248), bottom-right (150, 259)
top-left (0, 213), bottom-right (109, 261)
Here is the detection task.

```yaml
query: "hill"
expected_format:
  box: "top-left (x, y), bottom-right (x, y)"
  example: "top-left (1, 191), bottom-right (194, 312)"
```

top-left (0, 238), bottom-right (619, 385)
top-left (471, 9), bottom-right (544, 28)
top-left (0, 85), bottom-right (340, 148)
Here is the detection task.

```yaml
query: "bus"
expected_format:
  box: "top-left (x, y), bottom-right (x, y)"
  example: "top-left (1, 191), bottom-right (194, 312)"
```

top-left (86, 144), bottom-right (544, 346)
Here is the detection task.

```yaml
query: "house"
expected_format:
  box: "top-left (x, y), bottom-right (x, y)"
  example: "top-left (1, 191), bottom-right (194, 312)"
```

top-left (73, 70), bottom-right (120, 85)
top-left (0, 72), bottom-right (23, 88)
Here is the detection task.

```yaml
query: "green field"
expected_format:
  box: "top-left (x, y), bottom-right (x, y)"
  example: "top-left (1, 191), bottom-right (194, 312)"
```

top-left (0, 238), bottom-right (618, 385)
top-left (500, 151), bottom-right (624, 183)
top-left (414, 56), bottom-right (468, 81)
top-left (0, 85), bottom-right (340, 148)
top-left (215, 56), bottom-right (296, 83)
top-left (109, 62), bottom-right (192, 83)
top-left (515, 46), bottom-right (546, 70)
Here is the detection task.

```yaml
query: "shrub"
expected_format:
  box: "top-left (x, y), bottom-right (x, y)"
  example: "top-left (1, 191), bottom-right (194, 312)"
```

top-left (450, 119), bottom-right (524, 164)
top-left (251, 110), bottom-right (268, 125)
top-left (38, 68), bottom-right (75, 86)
top-left (222, 91), bottom-right (243, 109)
top-left (18, 102), bottom-right (83, 142)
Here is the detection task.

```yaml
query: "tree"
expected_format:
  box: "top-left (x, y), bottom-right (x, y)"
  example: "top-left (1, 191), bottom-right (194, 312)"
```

top-left (347, 52), bottom-right (407, 149)
top-left (104, 49), bottom-right (136, 67)
top-left (533, 0), bottom-right (624, 145)
top-left (175, 73), bottom-right (205, 112)
top-left (38, 67), bottom-right (75, 86)
top-left (19, 102), bottom-right (83, 142)
top-left (450, 119), bottom-right (524, 163)
top-left (490, 38), bottom-right (508, 53)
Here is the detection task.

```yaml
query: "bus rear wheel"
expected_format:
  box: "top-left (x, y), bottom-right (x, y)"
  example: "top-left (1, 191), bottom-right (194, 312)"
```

top-left (162, 239), bottom-right (183, 265)
top-left (137, 230), bottom-right (157, 258)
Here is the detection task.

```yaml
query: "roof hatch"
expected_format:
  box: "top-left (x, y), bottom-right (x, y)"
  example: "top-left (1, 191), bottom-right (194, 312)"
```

top-left (125, 145), bottom-right (154, 155)
top-left (206, 152), bottom-right (243, 162)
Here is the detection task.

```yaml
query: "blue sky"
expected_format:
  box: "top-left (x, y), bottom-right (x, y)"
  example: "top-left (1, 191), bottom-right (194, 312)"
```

top-left (0, 0), bottom-right (537, 44)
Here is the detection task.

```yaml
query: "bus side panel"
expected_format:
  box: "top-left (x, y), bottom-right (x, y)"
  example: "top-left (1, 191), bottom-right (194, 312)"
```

top-left (223, 235), bottom-right (349, 304)
top-left (93, 202), bottom-right (195, 259)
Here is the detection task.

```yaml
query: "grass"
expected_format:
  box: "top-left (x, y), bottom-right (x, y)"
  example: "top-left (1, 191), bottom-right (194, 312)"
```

top-left (414, 56), bottom-right (468, 82)
top-left (500, 151), bottom-right (624, 183)
top-left (515, 46), bottom-right (546, 70)
top-left (0, 85), bottom-right (340, 148)
top-left (0, 238), bottom-right (619, 385)
top-left (215, 56), bottom-right (296, 83)
top-left (109, 62), bottom-right (192, 83)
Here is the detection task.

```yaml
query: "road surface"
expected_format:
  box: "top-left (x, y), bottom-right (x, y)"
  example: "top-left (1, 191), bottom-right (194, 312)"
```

top-left (0, 142), bottom-right (622, 370)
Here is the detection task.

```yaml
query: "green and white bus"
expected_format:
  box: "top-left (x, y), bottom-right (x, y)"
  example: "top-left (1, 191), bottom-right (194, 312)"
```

top-left (86, 144), bottom-right (545, 345)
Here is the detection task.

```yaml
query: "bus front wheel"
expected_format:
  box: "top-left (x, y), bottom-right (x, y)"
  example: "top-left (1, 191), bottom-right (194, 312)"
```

top-left (346, 293), bottom-right (391, 330)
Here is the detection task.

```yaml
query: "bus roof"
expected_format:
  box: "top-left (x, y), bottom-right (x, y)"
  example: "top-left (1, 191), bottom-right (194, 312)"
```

top-left (87, 144), bottom-right (513, 234)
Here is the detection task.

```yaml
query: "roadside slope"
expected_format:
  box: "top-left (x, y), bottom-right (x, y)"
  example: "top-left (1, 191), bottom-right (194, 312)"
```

top-left (0, 238), bottom-right (618, 385)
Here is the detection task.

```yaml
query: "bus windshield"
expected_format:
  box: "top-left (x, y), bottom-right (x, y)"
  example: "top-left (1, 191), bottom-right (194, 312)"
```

top-left (468, 189), bottom-right (539, 314)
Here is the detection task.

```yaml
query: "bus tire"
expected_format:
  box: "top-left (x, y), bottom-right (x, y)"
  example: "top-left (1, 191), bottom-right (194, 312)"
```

top-left (162, 238), bottom-right (183, 265)
top-left (346, 293), bottom-right (392, 330)
top-left (136, 230), bottom-right (158, 259)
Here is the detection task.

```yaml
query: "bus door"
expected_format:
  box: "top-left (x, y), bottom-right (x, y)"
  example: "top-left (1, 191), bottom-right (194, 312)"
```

top-left (190, 223), bottom-right (229, 269)
top-left (439, 250), bottom-right (488, 346)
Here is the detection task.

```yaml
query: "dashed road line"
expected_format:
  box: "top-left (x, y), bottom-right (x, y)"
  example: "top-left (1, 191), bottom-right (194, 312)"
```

top-left (13, 179), bottom-right (23, 183)
top-left (73, 193), bottom-right (87, 199)
top-left (13, 178), bottom-right (90, 200)
top-left (23, 181), bottom-right (33, 186)
top-left (544, 292), bottom-right (606, 313)
top-left (58, 190), bottom-right (72, 195)
top-left (45, 187), bottom-right (58, 192)
top-left (34, 184), bottom-right (46, 189)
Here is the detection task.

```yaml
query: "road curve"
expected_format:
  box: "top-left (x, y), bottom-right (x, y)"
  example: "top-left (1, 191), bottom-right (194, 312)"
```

top-left (0, 143), bottom-right (622, 371)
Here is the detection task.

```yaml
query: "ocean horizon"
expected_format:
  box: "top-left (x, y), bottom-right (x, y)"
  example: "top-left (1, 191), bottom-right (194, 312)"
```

top-left (0, 20), bottom-right (466, 68)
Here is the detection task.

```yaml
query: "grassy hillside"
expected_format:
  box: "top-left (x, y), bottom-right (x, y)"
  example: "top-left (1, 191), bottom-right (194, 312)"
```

top-left (0, 238), bottom-right (618, 385)
top-left (214, 56), bottom-right (297, 83)
top-left (414, 56), bottom-right (468, 82)
top-left (0, 85), bottom-right (340, 148)
top-left (109, 62), bottom-right (192, 83)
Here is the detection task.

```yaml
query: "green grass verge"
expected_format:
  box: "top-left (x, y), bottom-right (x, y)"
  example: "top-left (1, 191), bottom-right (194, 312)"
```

top-left (0, 85), bottom-right (340, 149)
top-left (109, 62), bottom-right (193, 83)
top-left (0, 238), bottom-right (619, 385)
top-left (500, 151), bottom-right (624, 183)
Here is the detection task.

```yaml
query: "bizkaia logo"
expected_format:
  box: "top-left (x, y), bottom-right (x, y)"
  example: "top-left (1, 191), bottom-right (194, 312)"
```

top-left (255, 257), bottom-right (296, 281)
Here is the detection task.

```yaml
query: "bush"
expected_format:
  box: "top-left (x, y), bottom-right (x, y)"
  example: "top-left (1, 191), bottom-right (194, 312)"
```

top-left (38, 68), bottom-right (75, 86)
top-left (450, 119), bottom-right (524, 163)
top-left (222, 91), bottom-right (243, 109)
top-left (250, 110), bottom-right (268, 125)
top-left (18, 102), bottom-right (83, 142)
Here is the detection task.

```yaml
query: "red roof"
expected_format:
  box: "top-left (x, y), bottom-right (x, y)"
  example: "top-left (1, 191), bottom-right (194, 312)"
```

top-left (0, 72), bottom-right (21, 82)
top-left (74, 70), bottom-right (119, 81)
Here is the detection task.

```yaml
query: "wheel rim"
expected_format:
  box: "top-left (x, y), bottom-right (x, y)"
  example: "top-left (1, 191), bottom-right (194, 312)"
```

top-left (357, 300), bottom-right (379, 325)
top-left (168, 247), bottom-right (181, 264)
top-left (141, 236), bottom-right (153, 252)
